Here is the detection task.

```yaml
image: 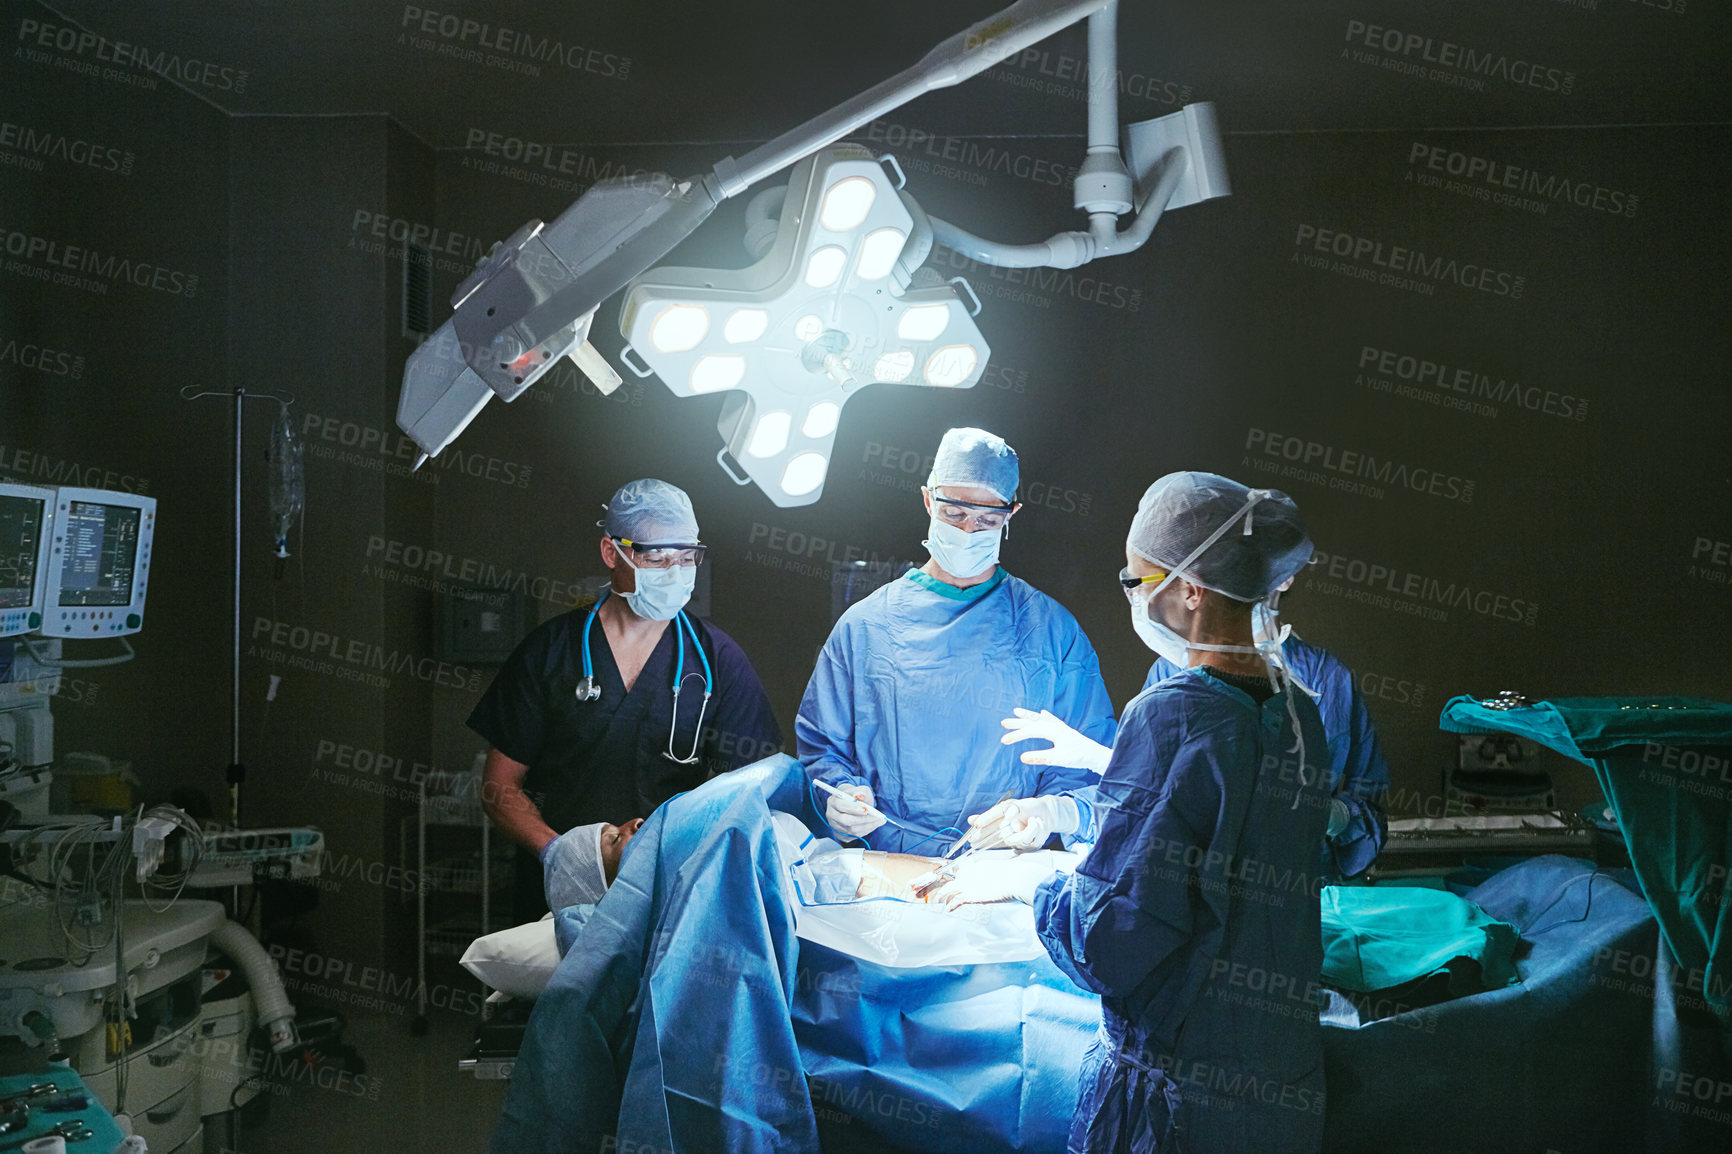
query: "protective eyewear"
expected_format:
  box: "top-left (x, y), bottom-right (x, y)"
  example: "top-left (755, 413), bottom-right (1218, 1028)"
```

top-left (612, 537), bottom-right (706, 568)
top-left (929, 492), bottom-right (1017, 532)
top-left (1118, 567), bottom-right (1170, 594)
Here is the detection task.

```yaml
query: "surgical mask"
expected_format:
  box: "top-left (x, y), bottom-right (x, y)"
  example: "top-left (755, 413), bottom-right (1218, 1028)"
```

top-left (924, 517), bottom-right (1001, 579)
top-left (1130, 586), bottom-right (1192, 667)
top-left (617, 551), bottom-right (695, 621)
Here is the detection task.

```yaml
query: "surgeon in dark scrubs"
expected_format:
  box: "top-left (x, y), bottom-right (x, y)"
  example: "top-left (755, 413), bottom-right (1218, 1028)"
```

top-left (469, 478), bottom-right (783, 920)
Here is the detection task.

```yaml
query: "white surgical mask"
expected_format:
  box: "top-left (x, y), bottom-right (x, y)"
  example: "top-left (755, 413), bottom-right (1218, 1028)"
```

top-left (924, 517), bottom-right (1001, 579)
top-left (1130, 585), bottom-right (1192, 667)
top-left (617, 551), bottom-right (695, 621)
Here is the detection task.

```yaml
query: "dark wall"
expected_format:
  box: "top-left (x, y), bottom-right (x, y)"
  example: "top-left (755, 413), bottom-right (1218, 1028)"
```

top-left (0, 0), bottom-right (230, 800)
top-left (4, 0), bottom-right (1730, 978)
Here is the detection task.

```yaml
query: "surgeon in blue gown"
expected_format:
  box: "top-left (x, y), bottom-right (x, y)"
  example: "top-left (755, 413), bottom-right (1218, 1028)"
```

top-left (937, 473), bottom-right (1332, 1154)
top-left (1141, 578), bottom-right (1388, 878)
top-left (796, 427), bottom-right (1115, 854)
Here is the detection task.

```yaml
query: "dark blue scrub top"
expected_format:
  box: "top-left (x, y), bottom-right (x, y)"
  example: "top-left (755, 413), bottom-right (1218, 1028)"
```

top-left (468, 605), bottom-right (783, 833)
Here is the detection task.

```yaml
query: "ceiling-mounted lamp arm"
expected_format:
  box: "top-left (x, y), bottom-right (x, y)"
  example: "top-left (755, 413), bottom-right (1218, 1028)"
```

top-left (710, 0), bottom-right (1114, 199)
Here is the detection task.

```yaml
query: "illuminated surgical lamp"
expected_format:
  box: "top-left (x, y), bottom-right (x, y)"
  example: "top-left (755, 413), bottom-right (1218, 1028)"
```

top-left (618, 146), bottom-right (991, 506)
top-left (395, 0), bottom-right (1230, 508)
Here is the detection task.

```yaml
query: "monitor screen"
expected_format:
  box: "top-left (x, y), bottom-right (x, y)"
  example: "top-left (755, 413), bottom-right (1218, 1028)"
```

top-left (56, 500), bottom-right (143, 608)
top-left (0, 492), bottom-right (48, 610)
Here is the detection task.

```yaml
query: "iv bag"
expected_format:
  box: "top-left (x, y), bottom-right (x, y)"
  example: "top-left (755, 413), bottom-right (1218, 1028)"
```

top-left (267, 404), bottom-right (305, 558)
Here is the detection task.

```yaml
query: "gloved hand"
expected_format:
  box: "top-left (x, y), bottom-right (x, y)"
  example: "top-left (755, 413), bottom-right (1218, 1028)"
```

top-left (1000, 708), bottom-right (1113, 773)
top-left (541, 824), bottom-right (607, 912)
top-left (966, 795), bottom-right (1081, 849)
top-left (1326, 798), bottom-right (1352, 838)
top-left (911, 849), bottom-right (1071, 910)
top-left (824, 784), bottom-right (885, 839)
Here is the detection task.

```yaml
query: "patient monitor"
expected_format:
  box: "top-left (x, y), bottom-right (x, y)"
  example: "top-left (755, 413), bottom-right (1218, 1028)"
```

top-left (39, 487), bottom-right (156, 638)
top-left (0, 482), bottom-right (55, 638)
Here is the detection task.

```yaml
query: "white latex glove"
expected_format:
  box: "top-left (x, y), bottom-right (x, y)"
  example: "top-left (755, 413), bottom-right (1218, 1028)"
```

top-left (1000, 708), bottom-right (1112, 774)
top-left (1326, 798), bottom-right (1352, 838)
top-left (825, 785), bottom-right (886, 838)
top-left (911, 849), bottom-right (1072, 910)
top-left (967, 795), bottom-right (1081, 850)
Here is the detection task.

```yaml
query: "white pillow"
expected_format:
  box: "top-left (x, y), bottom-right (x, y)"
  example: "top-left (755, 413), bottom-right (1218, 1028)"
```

top-left (460, 914), bottom-right (560, 999)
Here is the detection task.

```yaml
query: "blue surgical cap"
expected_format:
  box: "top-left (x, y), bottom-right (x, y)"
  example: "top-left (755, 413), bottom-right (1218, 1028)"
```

top-left (600, 479), bottom-right (700, 545)
top-left (1128, 472), bottom-right (1312, 601)
top-left (926, 427), bottom-right (1019, 503)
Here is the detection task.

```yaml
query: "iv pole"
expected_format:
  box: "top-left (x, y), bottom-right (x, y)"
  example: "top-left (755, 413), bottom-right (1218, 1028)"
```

top-left (179, 385), bottom-right (297, 829)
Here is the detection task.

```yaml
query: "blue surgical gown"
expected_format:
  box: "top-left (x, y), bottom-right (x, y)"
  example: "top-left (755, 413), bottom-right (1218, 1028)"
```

top-left (1036, 668), bottom-right (1331, 1154)
top-left (1147, 634), bottom-right (1388, 877)
top-left (797, 568), bottom-right (1115, 853)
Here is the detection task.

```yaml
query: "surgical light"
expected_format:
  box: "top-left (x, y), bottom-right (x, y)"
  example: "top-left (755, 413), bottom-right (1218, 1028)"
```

top-left (619, 144), bottom-right (991, 507)
top-left (896, 305), bottom-right (950, 342)
top-left (925, 345), bottom-right (979, 387)
top-left (802, 402), bottom-right (840, 438)
top-left (650, 305), bottom-right (709, 352)
top-left (691, 355), bottom-right (746, 393)
top-left (396, 1), bottom-right (1230, 510)
top-left (819, 177), bottom-right (877, 231)
top-left (724, 308), bottom-right (769, 344)
top-left (856, 228), bottom-right (907, 280)
top-left (748, 411), bottom-right (792, 458)
top-left (873, 350), bottom-right (915, 383)
top-left (781, 452), bottom-right (829, 497)
top-left (804, 245), bottom-right (848, 288)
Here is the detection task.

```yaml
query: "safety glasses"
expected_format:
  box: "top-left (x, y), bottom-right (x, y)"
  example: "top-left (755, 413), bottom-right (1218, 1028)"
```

top-left (613, 537), bottom-right (707, 568)
top-left (928, 491), bottom-right (1017, 532)
top-left (1118, 567), bottom-right (1169, 595)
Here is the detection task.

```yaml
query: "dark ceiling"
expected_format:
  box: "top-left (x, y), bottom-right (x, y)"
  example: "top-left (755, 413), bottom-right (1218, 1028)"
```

top-left (38, 0), bottom-right (1732, 154)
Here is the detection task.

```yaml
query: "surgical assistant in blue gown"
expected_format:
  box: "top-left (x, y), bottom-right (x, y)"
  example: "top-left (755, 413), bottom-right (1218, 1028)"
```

top-left (1036, 666), bottom-right (1332, 1154)
top-left (797, 567), bottom-right (1116, 853)
top-left (1146, 632), bottom-right (1388, 877)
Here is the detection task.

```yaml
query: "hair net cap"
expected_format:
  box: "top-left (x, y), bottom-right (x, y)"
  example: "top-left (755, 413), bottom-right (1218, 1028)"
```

top-left (1128, 472), bottom-right (1312, 601)
top-left (926, 427), bottom-right (1019, 502)
top-left (601, 478), bottom-right (699, 545)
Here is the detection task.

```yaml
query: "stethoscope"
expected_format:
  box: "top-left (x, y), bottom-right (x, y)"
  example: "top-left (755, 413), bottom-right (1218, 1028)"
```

top-left (572, 591), bottom-right (713, 764)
